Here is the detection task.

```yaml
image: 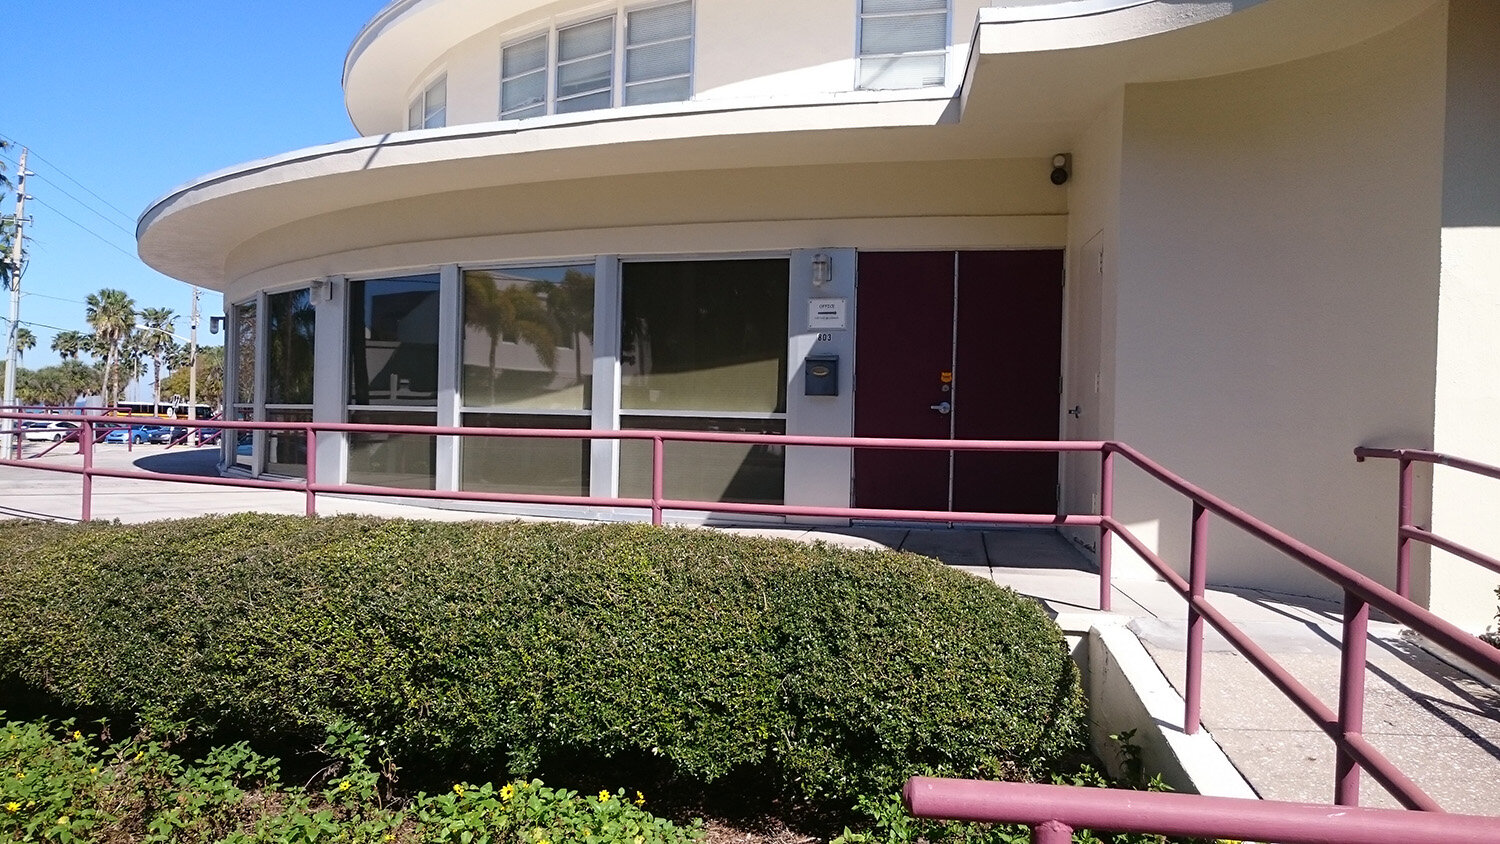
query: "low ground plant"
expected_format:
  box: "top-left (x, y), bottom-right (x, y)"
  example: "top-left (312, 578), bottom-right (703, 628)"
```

top-left (1, 715), bottom-right (700, 844)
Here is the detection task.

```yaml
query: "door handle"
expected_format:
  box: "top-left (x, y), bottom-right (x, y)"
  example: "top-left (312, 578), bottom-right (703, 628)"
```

top-left (1067, 406), bottom-right (1081, 418)
top-left (930, 401), bottom-right (951, 415)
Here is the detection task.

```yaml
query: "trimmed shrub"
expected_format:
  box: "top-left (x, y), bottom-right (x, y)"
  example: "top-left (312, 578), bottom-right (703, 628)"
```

top-left (0, 515), bottom-right (1086, 801)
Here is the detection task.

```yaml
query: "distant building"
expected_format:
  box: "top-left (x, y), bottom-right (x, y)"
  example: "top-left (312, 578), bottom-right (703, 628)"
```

top-left (139, 0), bottom-right (1500, 628)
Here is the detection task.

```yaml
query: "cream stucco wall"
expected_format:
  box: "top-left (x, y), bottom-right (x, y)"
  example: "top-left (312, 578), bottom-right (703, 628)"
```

top-left (221, 156), bottom-right (1065, 296)
top-left (1108, 8), bottom-right (1447, 602)
top-left (1429, 0), bottom-right (1500, 631)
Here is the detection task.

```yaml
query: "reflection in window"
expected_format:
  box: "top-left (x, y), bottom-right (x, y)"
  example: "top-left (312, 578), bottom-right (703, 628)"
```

top-left (265, 409), bottom-right (312, 478)
top-left (620, 259), bottom-right (788, 413)
top-left (462, 265), bottom-right (594, 409)
top-left (266, 288), bottom-right (315, 405)
top-left (461, 413), bottom-right (590, 497)
top-left (233, 302), bottom-right (257, 406)
top-left (347, 410), bottom-right (436, 490)
top-left (348, 275), bottom-right (441, 407)
top-left (619, 417), bottom-right (786, 505)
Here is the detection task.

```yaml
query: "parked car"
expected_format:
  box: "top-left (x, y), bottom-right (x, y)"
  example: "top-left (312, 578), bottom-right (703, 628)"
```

top-left (103, 425), bottom-right (147, 444)
top-left (22, 420), bottom-right (79, 442)
top-left (140, 425), bottom-right (175, 444)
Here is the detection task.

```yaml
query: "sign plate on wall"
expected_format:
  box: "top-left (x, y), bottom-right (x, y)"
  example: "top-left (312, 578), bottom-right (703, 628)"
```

top-left (808, 298), bottom-right (847, 330)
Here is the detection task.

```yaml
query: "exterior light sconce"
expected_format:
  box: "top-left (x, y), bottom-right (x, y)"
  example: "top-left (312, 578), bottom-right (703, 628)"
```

top-left (310, 278), bottom-right (334, 302)
top-left (208, 316), bottom-right (225, 335)
top-left (1050, 153), bottom-right (1072, 186)
top-left (811, 253), bottom-right (833, 287)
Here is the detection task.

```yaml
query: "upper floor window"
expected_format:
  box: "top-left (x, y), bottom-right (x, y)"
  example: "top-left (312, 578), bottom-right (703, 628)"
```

top-left (408, 75), bottom-right (447, 130)
top-left (500, 1), bottom-right (693, 121)
top-left (858, 0), bottom-right (948, 90)
top-left (625, 1), bottom-right (693, 105)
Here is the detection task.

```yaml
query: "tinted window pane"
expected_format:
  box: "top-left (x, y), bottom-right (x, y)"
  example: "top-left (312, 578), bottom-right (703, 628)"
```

top-left (861, 13), bottom-right (946, 54)
top-left (348, 275), bottom-right (440, 407)
top-left (558, 17), bottom-right (614, 61)
top-left (461, 413), bottom-right (590, 496)
top-left (628, 2), bottom-right (691, 45)
top-left (620, 259), bottom-right (788, 413)
top-left (626, 40), bottom-right (691, 84)
top-left (266, 288), bottom-right (315, 405)
top-left (346, 410), bottom-right (436, 490)
top-left (265, 408), bottom-right (311, 478)
top-left (619, 416), bottom-right (785, 505)
top-left (234, 302), bottom-right (257, 406)
top-left (502, 69), bottom-right (546, 115)
top-left (462, 266), bottom-right (594, 410)
top-left (625, 76), bottom-right (692, 106)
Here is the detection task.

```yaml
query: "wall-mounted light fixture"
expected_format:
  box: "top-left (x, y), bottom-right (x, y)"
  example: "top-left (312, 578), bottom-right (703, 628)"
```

top-left (208, 316), bottom-right (225, 335)
top-left (811, 253), bottom-right (833, 287)
top-left (310, 278), bottom-right (334, 302)
top-left (1050, 153), bottom-right (1072, 186)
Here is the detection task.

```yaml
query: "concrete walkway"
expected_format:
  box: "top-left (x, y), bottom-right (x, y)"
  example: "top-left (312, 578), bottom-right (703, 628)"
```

top-left (1, 442), bottom-right (1497, 815)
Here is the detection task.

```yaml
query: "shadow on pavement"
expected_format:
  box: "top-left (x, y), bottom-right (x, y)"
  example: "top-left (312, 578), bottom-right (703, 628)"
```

top-left (131, 448), bottom-right (221, 478)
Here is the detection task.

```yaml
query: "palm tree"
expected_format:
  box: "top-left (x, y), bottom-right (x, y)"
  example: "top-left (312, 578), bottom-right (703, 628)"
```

top-left (13, 326), bottom-right (35, 362)
top-left (463, 275), bottom-right (558, 404)
top-left (135, 307), bottom-right (178, 414)
top-left (51, 329), bottom-right (89, 361)
top-left (85, 288), bottom-right (136, 407)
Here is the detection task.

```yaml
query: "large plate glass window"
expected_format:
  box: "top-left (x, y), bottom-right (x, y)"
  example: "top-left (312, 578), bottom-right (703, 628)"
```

top-left (858, 0), bottom-right (947, 90)
top-left (625, 1), bottom-right (692, 106)
top-left (619, 259), bottom-right (788, 505)
top-left (408, 75), bottom-right (447, 129)
top-left (347, 274), bottom-right (441, 489)
top-left (461, 264), bottom-right (595, 496)
top-left (264, 288), bottom-right (315, 477)
top-left (556, 17), bottom-right (615, 114)
top-left (501, 34), bottom-right (549, 119)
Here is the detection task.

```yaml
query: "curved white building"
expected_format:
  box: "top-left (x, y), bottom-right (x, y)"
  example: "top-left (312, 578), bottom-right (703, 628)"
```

top-left (139, 0), bottom-right (1500, 627)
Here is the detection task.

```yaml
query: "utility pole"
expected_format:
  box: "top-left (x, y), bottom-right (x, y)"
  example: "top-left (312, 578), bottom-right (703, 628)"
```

top-left (188, 288), bottom-right (199, 433)
top-left (2, 148), bottom-right (30, 460)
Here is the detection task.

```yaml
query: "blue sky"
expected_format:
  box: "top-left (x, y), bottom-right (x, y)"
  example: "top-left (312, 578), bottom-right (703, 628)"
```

top-left (5, 2), bottom-right (381, 385)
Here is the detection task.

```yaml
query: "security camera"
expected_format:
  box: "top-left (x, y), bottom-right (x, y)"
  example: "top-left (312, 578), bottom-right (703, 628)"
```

top-left (1050, 153), bottom-right (1071, 186)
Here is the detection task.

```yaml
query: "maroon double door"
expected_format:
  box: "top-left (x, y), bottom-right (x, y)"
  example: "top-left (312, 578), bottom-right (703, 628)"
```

top-left (853, 250), bottom-right (1064, 514)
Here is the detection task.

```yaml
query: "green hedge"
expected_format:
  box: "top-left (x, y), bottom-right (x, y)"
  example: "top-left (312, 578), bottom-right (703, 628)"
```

top-left (0, 515), bottom-right (1086, 800)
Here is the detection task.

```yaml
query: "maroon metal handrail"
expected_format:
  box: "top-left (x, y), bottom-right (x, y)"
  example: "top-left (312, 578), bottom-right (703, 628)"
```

top-left (904, 778), bottom-right (1500, 844)
top-left (1354, 446), bottom-right (1500, 597)
top-left (3, 411), bottom-right (1499, 832)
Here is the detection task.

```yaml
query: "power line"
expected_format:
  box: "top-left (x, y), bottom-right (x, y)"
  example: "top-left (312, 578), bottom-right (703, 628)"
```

top-left (28, 196), bottom-right (142, 265)
top-left (0, 134), bottom-right (135, 223)
top-left (28, 171), bottom-right (136, 237)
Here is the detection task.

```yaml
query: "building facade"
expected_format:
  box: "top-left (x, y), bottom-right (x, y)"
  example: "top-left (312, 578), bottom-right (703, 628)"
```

top-left (138, 0), bottom-right (1500, 628)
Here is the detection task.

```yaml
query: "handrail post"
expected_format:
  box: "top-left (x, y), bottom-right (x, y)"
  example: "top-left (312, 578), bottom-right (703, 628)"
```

top-left (304, 426), bottom-right (318, 517)
top-left (1336, 590), bottom-right (1370, 806)
top-left (1032, 820), bottom-right (1073, 844)
top-left (1396, 457), bottom-right (1413, 598)
top-left (1185, 501), bottom-right (1208, 735)
top-left (80, 419), bottom-right (94, 522)
top-left (651, 435), bottom-right (665, 526)
top-left (1099, 448), bottom-right (1114, 612)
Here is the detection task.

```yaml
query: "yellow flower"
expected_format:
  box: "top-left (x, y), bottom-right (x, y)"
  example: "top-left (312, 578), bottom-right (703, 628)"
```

top-left (597, 789), bottom-right (611, 802)
top-left (4, 803), bottom-right (18, 813)
top-left (339, 781), bottom-right (351, 791)
top-left (500, 784), bottom-right (515, 801)
top-left (57, 816), bottom-right (70, 826)
top-left (634, 837), bottom-right (644, 844)
top-left (634, 791), bottom-right (645, 807)
top-left (453, 783), bottom-right (466, 796)
top-left (14, 773), bottom-right (23, 780)
top-left (134, 751), bottom-right (144, 761)
top-left (72, 731), bottom-right (82, 740)
top-left (90, 766), bottom-right (99, 775)
top-left (384, 836), bottom-right (395, 843)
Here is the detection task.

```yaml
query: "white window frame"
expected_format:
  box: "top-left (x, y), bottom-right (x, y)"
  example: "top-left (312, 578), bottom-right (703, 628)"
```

top-left (407, 74), bottom-right (448, 130)
top-left (497, 1), bottom-right (693, 121)
top-left (855, 0), bottom-right (951, 90)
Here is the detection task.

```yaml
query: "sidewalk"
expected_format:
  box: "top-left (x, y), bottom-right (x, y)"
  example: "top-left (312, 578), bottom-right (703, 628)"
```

top-left (2, 442), bottom-right (1497, 814)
